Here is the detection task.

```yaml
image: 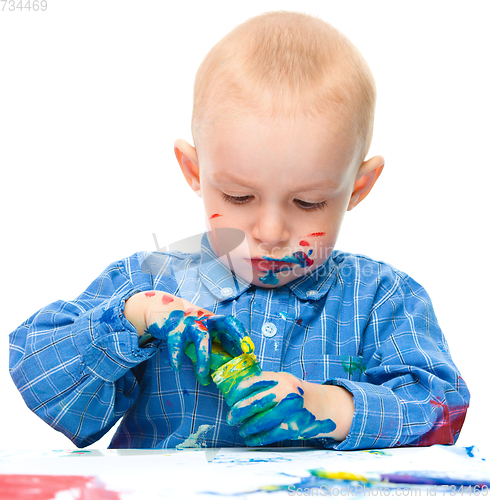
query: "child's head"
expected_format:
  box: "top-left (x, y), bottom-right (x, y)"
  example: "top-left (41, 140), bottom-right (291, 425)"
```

top-left (175, 11), bottom-right (384, 288)
top-left (192, 10), bottom-right (376, 160)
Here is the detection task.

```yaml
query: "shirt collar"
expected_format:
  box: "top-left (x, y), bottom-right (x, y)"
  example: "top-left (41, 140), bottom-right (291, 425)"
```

top-left (198, 233), bottom-right (338, 302)
top-left (198, 233), bottom-right (253, 301)
top-left (286, 254), bottom-right (337, 301)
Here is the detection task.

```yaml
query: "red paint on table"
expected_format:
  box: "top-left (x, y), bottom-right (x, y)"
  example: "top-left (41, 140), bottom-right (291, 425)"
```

top-left (0, 474), bottom-right (121, 500)
top-left (209, 213), bottom-right (223, 219)
top-left (307, 232), bottom-right (325, 237)
top-left (144, 291), bottom-right (156, 297)
top-left (161, 294), bottom-right (174, 305)
top-left (299, 240), bottom-right (310, 246)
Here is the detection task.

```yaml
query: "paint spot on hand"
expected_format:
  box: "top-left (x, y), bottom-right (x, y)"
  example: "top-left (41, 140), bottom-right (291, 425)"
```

top-left (161, 294), bottom-right (174, 305)
top-left (145, 291), bottom-right (156, 297)
top-left (184, 307), bottom-right (195, 317)
top-left (209, 213), bottom-right (223, 219)
top-left (193, 319), bottom-right (208, 331)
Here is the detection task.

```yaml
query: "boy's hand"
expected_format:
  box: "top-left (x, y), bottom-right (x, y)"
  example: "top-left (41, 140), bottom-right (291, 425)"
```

top-left (124, 291), bottom-right (246, 384)
top-left (226, 371), bottom-right (354, 446)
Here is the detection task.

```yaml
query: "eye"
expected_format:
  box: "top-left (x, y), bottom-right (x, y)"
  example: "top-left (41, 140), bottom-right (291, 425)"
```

top-left (294, 199), bottom-right (328, 211)
top-left (222, 193), bottom-right (253, 205)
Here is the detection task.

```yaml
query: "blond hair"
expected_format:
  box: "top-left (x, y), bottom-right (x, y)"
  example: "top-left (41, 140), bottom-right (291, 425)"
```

top-left (192, 11), bottom-right (376, 159)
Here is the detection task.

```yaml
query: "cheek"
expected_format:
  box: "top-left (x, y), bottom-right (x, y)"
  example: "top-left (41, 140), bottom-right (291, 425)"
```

top-left (298, 232), bottom-right (337, 264)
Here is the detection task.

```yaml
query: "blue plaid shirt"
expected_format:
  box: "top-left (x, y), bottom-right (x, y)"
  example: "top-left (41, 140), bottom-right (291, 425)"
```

top-left (9, 235), bottom-right (469, 449)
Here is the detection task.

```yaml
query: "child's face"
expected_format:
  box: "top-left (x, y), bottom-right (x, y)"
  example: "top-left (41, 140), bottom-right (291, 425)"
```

top-left (177, 114), bottom-right (383, 288)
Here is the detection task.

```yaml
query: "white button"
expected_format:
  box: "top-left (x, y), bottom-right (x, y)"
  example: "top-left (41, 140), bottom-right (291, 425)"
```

top-left (221, 287), bottom-right (233, 298)
top-left (262, 322), bottom-right (277, 338)
top-left (306, 290), bottom-right (318, 297)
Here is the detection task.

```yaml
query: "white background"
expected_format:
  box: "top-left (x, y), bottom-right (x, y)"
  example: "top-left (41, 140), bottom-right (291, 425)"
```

top-left (1, 1), bottom-right (489, 452)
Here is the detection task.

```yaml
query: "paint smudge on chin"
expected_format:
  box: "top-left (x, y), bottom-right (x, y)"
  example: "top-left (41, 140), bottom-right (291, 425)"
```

top-left (209, 213), bottom-right (223, 219)
top-left (0, 474), bottom-right (121, 500)
top-left (307, 232), bottom-right (325, 237)
top-left (259, 270), bottom-right (280, 285)
top-left (145, 291), bottom-right (156, 297)
top-left (161, 294), bottom-right (174, 305)
top-left (299, 240), bottom-right (310, 246)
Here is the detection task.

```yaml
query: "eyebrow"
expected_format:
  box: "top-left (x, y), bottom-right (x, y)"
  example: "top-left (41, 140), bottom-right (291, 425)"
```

top-left (215, 171), bottom-right (339, 192)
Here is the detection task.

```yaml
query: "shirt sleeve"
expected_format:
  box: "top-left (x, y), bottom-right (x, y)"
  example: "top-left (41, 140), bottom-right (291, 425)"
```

top-left (323, 270), bottom-right (470, 451)
top-left (9, 254), bottom-right (159, 448)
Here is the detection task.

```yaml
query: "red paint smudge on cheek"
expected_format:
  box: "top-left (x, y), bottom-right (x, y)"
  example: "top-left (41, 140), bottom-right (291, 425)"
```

top-left (299, 240), bottom-right (310, 247)
top-left (144, 291), bottom-right (156, 297)
top-left (0, 474), bottom-right (121, 500)
top-left (161, 294), bottom-right (174, 305)
top-left (307, 232), bottom-right (325, 237)
top-left (209, 213), bottom-right (223, 219)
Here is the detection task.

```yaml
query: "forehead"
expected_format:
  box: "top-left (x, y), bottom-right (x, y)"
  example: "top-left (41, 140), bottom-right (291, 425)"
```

top-left (198, 114), bottom-right (361, 192)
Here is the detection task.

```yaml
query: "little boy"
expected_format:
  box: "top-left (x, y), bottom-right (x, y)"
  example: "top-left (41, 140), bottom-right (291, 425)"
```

top-left (9, 11), bottom-right (469, 450)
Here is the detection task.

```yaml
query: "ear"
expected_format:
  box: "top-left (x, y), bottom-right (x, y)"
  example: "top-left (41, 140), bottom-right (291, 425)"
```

top-left (347, 155), bottom-right (385, 211)
top-left (174, 139), bottom-right (202, 197)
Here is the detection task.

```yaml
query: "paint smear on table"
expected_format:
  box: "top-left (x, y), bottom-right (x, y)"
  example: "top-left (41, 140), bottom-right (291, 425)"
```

top-left (0, 474), bottom-right (121, 500)
top-left (176, 424), bottom-right (215, 449)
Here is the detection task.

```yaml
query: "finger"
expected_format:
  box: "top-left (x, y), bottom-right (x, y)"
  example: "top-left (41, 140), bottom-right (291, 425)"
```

top-left (229, 377), bottom-right (279, 404)
top-left (205, 315), bottom-right (246, 357)
top-left (245, 423), bottom-right (296, 447)
top-left (227, 391), bottom-right (277, 425)
top-left (167, 324), bottom-right (186, 371)
top-left (238, 393), bottom-right (304, 437)
top-left (165, 311), bottom-right (187, 370)
top-left (245, 414), bottom-right (337, 445)
top-left (188, 324), bottom-right (211, 380)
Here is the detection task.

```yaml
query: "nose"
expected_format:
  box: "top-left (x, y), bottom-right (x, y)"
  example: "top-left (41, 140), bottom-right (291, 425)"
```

top-left (251, 205), bottom-right (290, 248)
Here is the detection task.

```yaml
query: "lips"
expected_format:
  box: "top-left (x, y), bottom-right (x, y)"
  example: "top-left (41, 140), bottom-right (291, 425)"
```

top-left (249, 259), bottom-right (295, 273)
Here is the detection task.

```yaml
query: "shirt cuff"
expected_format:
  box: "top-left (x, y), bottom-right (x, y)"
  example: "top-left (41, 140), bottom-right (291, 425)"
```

top-left (322, 379), bottom-right (404, 450)
top-left (73, 289), bottom-right (159, 382)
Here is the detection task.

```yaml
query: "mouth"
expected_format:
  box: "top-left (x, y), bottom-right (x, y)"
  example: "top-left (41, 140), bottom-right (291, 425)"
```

top-left (248, 258), bottom-right (295, 273)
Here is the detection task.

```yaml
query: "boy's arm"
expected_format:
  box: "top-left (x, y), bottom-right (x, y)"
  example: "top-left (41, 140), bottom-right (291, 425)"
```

top-left (323, 273), bottom-right (470, 450)
top-left (9, 254), bottom-right (155, 447)
top-left (9, 251), bottom-right (246, 448)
